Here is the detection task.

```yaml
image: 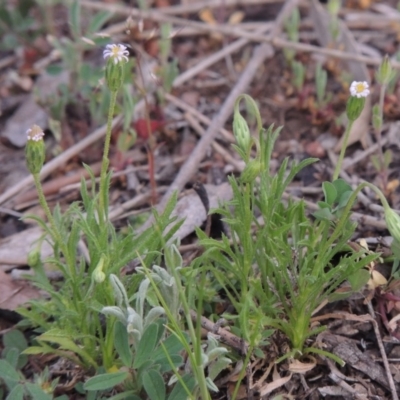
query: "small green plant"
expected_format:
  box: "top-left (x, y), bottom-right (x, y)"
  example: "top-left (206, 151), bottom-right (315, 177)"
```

top-left (291, 60), bottom-right (306, 92)
top-left (0, 330), bottom-right (64, 400)
top-left (327, 0), bottom-right (342, 41)
top-left (0, 0), bottom-right (38, 50)
top-left (315, 63), bottom-right (332, 108)
top-left (196, 94), bottom-right (380, 372)
top-left (283, 7), bottom-right (300, 66)
top-left (18, 44), bottom-right (182, 376)
top-left (138, 243), bottom-right (232, 399)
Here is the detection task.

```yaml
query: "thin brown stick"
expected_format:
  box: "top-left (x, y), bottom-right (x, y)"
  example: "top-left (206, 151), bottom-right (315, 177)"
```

top-left (165, 93), bottom-right (234, 142)
top-left (153, 0), bottom-right (281, 15)
top-left (367, 301), bottom-right (399, 400)
top-left (172, 25), bottom-right (271, 87)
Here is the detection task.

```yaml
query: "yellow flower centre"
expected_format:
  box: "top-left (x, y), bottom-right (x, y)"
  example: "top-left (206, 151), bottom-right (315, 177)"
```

top-left (355, 83), bottom-right (365, 93)
top-left (111, 46), bottom-right (120, 56)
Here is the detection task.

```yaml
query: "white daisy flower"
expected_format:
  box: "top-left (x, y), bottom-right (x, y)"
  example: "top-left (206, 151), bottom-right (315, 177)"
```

top-left (103, 44), bottom-right (129, 65)
top-left (349, 81), bottom-right (370, 98)
top-left (26, 125), bottom-right (45, 142)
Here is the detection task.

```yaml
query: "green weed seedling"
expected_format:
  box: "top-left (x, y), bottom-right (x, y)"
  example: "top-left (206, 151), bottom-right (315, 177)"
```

top-left (283, 7), bottom-right (300, 66)
top-left (291, 60), bottom-right (306, 93)
top-left (0, 0), bottom-right (37, 50)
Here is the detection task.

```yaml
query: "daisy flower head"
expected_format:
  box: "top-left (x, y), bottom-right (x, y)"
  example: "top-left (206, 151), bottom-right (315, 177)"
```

top-left (25, 125), bottom-right (45, 175)
top-left (349, 81), bottom-right (370, 98)
top-left (103, 44), bottom-right (129, 65)
top-left (26, 125), bottom-right (45, 142)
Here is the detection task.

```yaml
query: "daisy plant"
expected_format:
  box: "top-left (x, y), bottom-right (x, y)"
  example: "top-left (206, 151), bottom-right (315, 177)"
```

top-left (196, 93), bottom-right (379, 373)
top-left (20, 44), bottom-right (181, 375)
top-left (332, 80), bottom-right (369, 181)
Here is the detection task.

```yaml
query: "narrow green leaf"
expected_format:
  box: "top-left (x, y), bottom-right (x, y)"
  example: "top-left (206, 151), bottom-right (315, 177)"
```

top-left (5, 384), bottom-right (24, 400)
top-left (4, 348), bottom-right (19, 369)
top-left (87, 11), bottom-right (113, 34)
top-left (0, 359), bottom-right (20, 383)
top-left (25, 382), bottom-right (53, 400)
top-left (107, 392), bottom-right (141, 400)
top-left (3, 330), bottom-right (27, 352)
top-left (322, 181), bottom-right (337, 206)
top-left (83, 371), bottom-right (129, 391)
top-left (142, 369), bottom-right (165, 400)
top-left (114, 321), bottom-right (133, 367)
top-left (167, 374), bottom-right (196, 400)
top-left (332, 179), bottom-right (352, 200)
top-left (69, 0), bottom-right (80, 38)
top-left (37, 330), bottom-right (97, 367)
top-left (133, 323), bottom-right (159, 369)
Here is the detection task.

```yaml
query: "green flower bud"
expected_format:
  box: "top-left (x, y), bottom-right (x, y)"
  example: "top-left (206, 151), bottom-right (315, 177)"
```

top-left (384, 207), bottom-right (400, 244)
top-left (92, 255), bottom-right (106, 283)
top-left (240, 159), bottom-right (261, 183)
top-left (233, 111), bottom-right (251, 153)
top-left (377, 55), bottom-right (392, 85)
top-left (346, 96), bottom-right (365, 121)
top-left (27, 246), bottom-right (41, 269)
top-left (25, 125), bottom-right (45, 175)
top-left (327, 0), bottom-right (341, 16)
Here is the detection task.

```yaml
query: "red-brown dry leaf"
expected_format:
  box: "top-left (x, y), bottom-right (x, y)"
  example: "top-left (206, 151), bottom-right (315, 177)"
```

top-left (0, 270), bottom-right (41, 311)
top-left (134, 119), bottom-right (165, 140)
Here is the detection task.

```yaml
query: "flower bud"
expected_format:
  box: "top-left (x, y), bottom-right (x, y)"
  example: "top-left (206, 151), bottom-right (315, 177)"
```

top-left (27, 247), bottom-right (41, 269)
top-left (240, 159), bottom-right (261, 183)
top-left (92, 255), bottom-right (106, 283)
top-left (233, 111), bottom-right (251, 153)
top-left (377, 55), bottom-right (392, 86)
top-left (25, 125), bottom-right (45, 175)
top-left (384, 207), bottom-right (400, 245)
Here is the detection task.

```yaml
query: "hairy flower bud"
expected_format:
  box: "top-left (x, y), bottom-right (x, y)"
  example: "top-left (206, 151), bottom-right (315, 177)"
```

top-left (25, 125), bottom-right (45, 175)
top-left (233, 111), bottom-right (251, 153)
top-left (27, 247), bottom-right (41, 269)
top-left (240, 159), bottom-right (261, 183)
top-left (377, 55), bottom-right (392, 86)
top-left (92, 255), bottom-right (106, 283)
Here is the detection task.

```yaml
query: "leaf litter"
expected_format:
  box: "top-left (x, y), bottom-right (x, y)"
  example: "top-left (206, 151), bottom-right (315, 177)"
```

top-left (1, 0), bottom-right (400, 398)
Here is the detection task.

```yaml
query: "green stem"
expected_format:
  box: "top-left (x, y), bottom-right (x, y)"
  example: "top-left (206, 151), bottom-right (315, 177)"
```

top-left (376, 83), bottom-right (386, 175)
top-left (33, 173), bottom-right (73, 271)
top-left (99, 90), bottom-right (118, 222)
top-left (332, 119), bottom-right (354, 181)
